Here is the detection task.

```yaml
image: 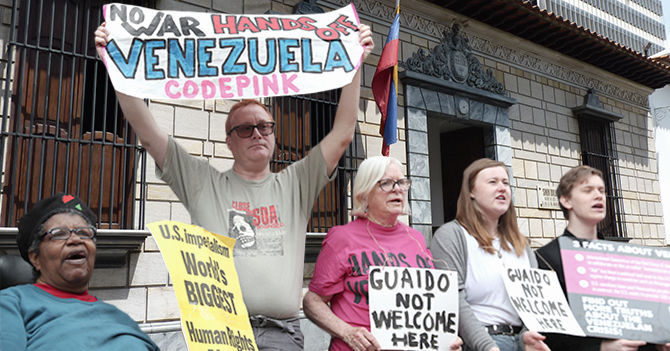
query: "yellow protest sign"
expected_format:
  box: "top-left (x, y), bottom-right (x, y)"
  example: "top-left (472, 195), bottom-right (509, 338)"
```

top-left (147, 220), bottom-right (257, 351)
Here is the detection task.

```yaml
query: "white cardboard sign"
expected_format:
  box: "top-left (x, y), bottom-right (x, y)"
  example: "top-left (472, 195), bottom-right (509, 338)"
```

top-left (368, 267), bottom-right (459, 350)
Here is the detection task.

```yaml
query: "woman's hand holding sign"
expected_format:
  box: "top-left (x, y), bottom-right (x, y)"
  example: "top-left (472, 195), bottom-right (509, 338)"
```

top-left (523, 331), bottom-right (550, 351)
top-left (302, 291), bottom-right (382, 351)
top-left (340, 323), bottom-right (382, 351)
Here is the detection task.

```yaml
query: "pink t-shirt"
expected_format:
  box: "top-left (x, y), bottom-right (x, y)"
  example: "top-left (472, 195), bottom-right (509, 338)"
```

top-left (309, 218), bottom-right (434, 351)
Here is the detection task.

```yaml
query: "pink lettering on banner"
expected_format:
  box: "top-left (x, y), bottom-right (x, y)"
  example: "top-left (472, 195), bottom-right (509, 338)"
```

top-left (236, 76), bottom-right (251, 96)
top-left (202, 80), bottom-right (216, 99)
top-left (562, 249), bottom-right (670, 304)
top-left (183, 80), bottom-right (199, 99)
top-left (218, 77), bottom-right (234, 98)
top-left (262, 75), bottom-right (279, 96)
top-left (162, 74), bottom-right (300, 100)
top-left (281, 73), bottom-right (298, 94)
top-left (165, 80), bottom-right (181, 98)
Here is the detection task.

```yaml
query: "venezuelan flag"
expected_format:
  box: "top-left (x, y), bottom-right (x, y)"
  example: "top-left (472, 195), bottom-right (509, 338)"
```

top-left (372, 7), bottom-right (399, 156)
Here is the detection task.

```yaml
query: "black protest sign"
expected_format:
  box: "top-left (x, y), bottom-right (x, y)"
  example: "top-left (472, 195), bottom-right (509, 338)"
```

top-left (558, 236), bottom-right (670, 344)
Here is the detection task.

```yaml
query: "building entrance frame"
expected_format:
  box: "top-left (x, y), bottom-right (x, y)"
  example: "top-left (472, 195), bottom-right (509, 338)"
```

top-left (399, 23), bottom-right (517, 242)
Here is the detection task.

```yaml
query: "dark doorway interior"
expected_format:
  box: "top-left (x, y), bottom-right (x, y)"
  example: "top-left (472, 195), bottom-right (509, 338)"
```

top-left (440, 127), bottom-right (486, 223)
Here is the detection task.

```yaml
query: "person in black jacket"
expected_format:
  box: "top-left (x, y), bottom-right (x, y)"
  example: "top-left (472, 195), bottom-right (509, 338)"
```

top-left (536, 166), bottom-right (670, 351)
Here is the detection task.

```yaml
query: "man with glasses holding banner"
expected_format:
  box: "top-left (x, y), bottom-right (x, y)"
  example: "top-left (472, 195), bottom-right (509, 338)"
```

top-left (95, 23), bottom-right (373, 351)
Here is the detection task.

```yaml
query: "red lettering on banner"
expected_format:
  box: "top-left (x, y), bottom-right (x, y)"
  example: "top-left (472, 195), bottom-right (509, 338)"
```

top-left (257, 17), bottom-right (281, 31)
top-left (334, 15), bottom-right (358, 31)
top-left (297, 17), bottom-right (317, 31)
top-left (327, 22), bottom-right (349, 36)
top-left (237, 17), bottom-right (260, 33)
top-left (211, 14), bottom-right (353, 38)
top-left (211, 15), bottom-right (238, 34)
top-left (281, 18), bottom-right (302, 31)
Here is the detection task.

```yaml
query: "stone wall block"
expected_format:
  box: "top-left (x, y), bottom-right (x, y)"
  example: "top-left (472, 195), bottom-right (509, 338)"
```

top-left (147, 287), bottom-right (181, 321)
top-left (93, 287), bottom-right (147, 322)
top-left (408, 153), bottom-right (430, 177)
top-left (407, 108), bottom-right (428, 132)
top-left (407, 130), bottom-right (429, 154)
top-left (406, 85), bottom-right (426, 109)
top-left (410, 177), bottom-right (431, 201)
top-left (470, 100), bottom-right (483, 122)
top-left (423, 89), bottom-right (441, 112)
top-left (130, 252), bottom-right (169, 286)
top-left (438, 93), bottom-right (456, 116)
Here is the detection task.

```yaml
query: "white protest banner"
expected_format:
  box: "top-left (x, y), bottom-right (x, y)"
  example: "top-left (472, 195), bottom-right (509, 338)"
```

top-left (503, 266), bottom-right (585, 336)
top-left (100, 3), bottom-right (364, 100)
top-left (368, 267), bottom-right (458, 350)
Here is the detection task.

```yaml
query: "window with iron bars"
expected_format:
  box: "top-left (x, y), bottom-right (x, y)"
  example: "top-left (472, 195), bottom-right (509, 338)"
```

top-left (0, 0), bottom-right (362, 238)
top-left (577, 115), bottom-right (627, 238)
top-left (269, 92), bottom-right (362, 233)
top-left (1, 0), bottom-right (153, 229)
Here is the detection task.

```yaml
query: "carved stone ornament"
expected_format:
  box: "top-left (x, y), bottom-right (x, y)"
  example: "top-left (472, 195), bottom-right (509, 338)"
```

top-left (402, 23), bottom-right (506, 96)
top-left (323, 0), bottom-right (646, 106)
top-left (293, 0), bottom-right (325, 14)
top-left (584, 89), bottom-right (603, 109)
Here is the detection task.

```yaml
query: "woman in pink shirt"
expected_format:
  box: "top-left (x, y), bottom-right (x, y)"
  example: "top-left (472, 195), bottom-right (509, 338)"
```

top-left (304, 156), bottom-right (463, 351)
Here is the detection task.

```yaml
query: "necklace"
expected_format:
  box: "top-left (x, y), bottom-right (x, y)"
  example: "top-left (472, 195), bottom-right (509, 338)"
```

top-left (365, 219), bottom-right (426, 268)
top-left (481, 246), bottom-right (503, 258)
top-left (366, 214), bottom-right (396, 227)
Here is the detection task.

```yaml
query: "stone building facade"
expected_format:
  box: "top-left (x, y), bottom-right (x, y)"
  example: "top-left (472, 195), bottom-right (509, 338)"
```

top-left (0, 0), bottom-right (666, 349)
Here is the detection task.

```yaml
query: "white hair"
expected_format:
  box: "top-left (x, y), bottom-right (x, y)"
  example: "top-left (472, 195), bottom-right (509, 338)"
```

top-left (351, 156), bottom-right (411, 217)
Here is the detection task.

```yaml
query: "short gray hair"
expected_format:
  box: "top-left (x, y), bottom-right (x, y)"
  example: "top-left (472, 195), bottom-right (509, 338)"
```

top-left (351, 156), bottom-right (410, 217)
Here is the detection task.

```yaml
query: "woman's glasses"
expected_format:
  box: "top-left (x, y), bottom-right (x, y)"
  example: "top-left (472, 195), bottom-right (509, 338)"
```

top-left (377, 178), bottom-right (411, 192)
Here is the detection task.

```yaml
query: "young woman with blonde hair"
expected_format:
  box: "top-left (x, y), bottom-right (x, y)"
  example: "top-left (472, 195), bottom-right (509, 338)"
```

top-left (432, 158), bottom-right (548, 351)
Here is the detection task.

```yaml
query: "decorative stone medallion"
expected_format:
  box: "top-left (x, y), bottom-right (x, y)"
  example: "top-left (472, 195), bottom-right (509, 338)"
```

top-left (402, 22), bottom-right (505, 96)
top-left (451, 51), bottom-right (469, 83)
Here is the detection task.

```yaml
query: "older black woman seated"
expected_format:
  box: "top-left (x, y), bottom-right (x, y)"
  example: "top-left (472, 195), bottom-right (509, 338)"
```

top-left (0, 193), bottom-right (159, 350)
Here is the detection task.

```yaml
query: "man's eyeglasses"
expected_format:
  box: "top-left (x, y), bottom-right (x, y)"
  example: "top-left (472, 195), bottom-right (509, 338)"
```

top-left (228, 122), bottom-right (275, 138)
top-left (377, 178), bottom-right (411, 192)
top-left (41, 227), bottom-right (97, 241)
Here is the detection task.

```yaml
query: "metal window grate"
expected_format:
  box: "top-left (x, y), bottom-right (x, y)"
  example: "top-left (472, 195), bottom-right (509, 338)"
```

top-left (0, 0), bottom-right (153, 229)
top-left (577, 115), bottom-right (627, 238)
top-left (270, 92), bottom-right (362, 232)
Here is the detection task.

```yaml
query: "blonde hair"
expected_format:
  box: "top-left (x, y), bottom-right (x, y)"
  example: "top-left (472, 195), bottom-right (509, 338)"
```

top-left (351, 156), bottom-right (410, 217)
top-left (455, 158), bottom-right (527, 257)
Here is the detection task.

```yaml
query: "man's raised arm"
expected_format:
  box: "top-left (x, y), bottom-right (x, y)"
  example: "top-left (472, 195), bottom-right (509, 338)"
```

top-left (319, 24), bottom-right (374, 175)
top-left (95, 23), bottom-right (169, 170)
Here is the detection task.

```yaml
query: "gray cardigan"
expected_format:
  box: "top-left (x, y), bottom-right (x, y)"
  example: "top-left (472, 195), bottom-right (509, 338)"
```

top-left (431, 220), bottom-right (538, 351)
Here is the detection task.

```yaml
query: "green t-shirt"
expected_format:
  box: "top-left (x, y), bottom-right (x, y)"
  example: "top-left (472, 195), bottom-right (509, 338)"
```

top-left (158, 137), bottom-right (333, 318)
